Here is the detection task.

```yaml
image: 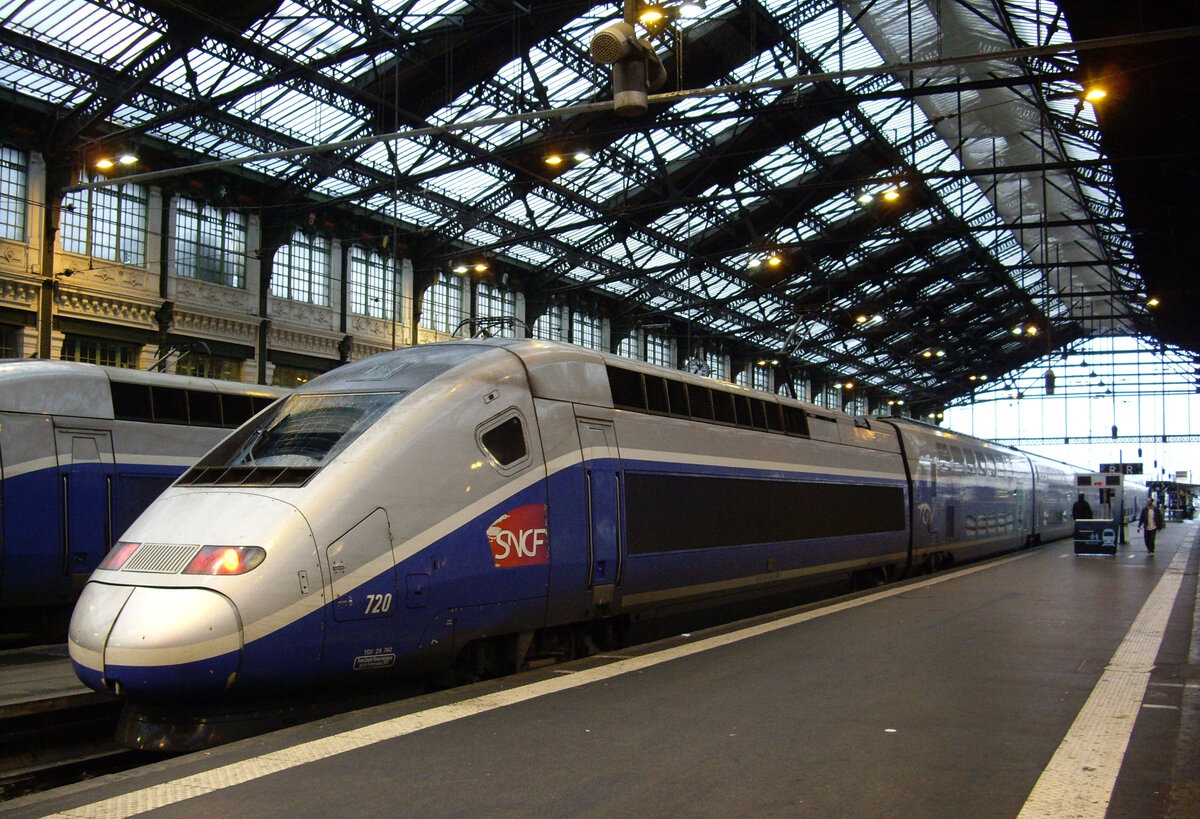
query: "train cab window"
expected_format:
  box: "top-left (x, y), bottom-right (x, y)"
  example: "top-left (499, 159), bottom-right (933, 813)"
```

top-left (477, 411), bottom-right (530, 474)
top-left (200, 391), bottom-right (406, 469)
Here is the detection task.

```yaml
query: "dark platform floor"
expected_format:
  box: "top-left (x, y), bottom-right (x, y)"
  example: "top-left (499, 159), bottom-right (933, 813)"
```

top-left (6, 520), bottom-right (1199, 818)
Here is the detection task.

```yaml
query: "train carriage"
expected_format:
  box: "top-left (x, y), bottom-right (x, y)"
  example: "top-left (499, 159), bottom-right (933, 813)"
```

top-left (66, 339), bottom-right (1083, 748)
top-left (0, 360), bottom-right (286, 635)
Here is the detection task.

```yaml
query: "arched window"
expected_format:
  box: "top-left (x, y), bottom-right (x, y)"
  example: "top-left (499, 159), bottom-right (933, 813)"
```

top-left (271, 231), bottom-right (331, 305)
top-left (174, 198), bottom-right (245, 287)
top-left (63, 174), bottom-right (147, 267)
top-left (348, 246), bottom-right (399, 319)
top-left (423, 274), bottom-right (464, 334)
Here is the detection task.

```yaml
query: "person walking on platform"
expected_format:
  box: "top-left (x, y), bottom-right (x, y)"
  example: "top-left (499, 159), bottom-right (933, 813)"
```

top-left (1137, 497), bottom-right (1164, 554)
top-left (1072, 493), bottom-right (1093, 519)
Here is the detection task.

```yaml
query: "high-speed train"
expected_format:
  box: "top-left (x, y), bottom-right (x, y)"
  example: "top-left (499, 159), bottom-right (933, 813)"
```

top-left (0, 360), bottom-right (286, 636)
top-left (69, 339), bottom-right (1081, 729)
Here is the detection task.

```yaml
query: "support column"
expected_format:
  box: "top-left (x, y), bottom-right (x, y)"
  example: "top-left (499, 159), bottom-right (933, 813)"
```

top-left (37, 162), bottom-right (70, 359)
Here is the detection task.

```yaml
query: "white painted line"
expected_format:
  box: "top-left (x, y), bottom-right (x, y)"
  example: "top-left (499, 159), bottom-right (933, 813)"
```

top-left (1017, 540), bottom-right (1193, 819)
top-left (41, 552), bottom-right (1032, 819)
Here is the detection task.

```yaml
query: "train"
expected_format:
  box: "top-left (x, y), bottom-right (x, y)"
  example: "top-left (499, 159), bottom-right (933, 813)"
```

top-left (68, 339), bottom-right (1087, 747)
top-left (0, 359), bottom-right (286, 637)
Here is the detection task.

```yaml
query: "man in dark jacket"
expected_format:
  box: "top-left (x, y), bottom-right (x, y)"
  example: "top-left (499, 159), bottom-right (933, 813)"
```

top-left (1072, 493), bottom-right (1093, 519)
top-left (1137, 497), bottom-right (1164, 554)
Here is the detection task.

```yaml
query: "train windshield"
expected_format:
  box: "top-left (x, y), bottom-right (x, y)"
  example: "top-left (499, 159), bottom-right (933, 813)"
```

top-left (199, 392), bottom-right (405, 468)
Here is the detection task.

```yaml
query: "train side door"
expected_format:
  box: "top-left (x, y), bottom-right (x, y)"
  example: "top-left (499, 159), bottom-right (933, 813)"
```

top-left (54, 428), bottom-right (115, 590)
top-left (577, 419), bottom-right (623, 607)
top-left (325, 508), bottom-right (399, 623)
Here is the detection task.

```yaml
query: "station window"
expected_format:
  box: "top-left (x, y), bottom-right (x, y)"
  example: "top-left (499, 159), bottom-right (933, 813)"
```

top-left (271, 230), bottom-right (331, 306)
top-left (61, 335), bottom-right (140, 368)
top-left (175, 198), bottom-right (246, 288)
top-left (62, 175), bottom-right (147, 267)
top-left (271, 364), bottom-right (324, 388)
top-left (0, 324), bottom-right (19, 358)
top-left (348, 245), bottom-right (399, 320)
top-left (645, 333), bottom-right (671, 368)
top-left (0, 145), bottom-right (27, 241)
top-left (533, 305), bottom-right (564, 341)
top-left (424, 274), bottom-right (463, 334)
top-left (571, 311), bottom-right (602, 350)
top-left (616, 334), bottom-right (640, 360)
top-left (176, 353), bottom-right (243, 382)
top-left (476, 281), bottom-right (517, 337)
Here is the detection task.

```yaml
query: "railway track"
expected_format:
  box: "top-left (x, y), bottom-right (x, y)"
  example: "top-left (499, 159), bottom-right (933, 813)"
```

top-left (0, 692), bottom-right (148, 800)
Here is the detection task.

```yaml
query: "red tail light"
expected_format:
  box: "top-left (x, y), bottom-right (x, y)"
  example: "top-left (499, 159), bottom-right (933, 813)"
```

top-left (183, 546), bottom-right (266, 575)
top-left (98, 541), bottom-right (140, 570)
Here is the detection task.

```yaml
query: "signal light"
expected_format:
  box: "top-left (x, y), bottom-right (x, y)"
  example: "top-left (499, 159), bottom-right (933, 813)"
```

top-left (98, 541), bottom-right (140, 571)
top-left (184, 545), bottom-right (266, 576)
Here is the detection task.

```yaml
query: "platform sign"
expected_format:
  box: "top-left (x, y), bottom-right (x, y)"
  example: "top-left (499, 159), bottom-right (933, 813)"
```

top-left (1099, 463), bottom-right (1142, 475)
top-left (1074, 519), bottom-right (1118, 556)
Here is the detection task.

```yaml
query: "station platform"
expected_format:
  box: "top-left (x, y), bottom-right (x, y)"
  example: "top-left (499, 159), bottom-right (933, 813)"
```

top-left (5, 520), bottom-right (1199, 819)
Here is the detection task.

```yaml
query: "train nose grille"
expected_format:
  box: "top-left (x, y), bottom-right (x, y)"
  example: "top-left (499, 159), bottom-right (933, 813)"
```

top-left (122, 543), bottom-right (199, 573)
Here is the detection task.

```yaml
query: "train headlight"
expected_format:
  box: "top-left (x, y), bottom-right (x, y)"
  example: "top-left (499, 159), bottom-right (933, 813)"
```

top-left (183, 546), bottom-right (266, 576)
top-left (97, 541), bottom-right (140, 570)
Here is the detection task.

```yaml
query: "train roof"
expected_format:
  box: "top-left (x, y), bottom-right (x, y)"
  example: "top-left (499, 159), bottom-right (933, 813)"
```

top-left (0, 359), bottom-right (287, 418)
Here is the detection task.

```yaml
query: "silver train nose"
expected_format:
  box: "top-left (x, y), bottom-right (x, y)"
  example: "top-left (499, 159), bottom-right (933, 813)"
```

top-left (70, 582), bottom-right (243, 698)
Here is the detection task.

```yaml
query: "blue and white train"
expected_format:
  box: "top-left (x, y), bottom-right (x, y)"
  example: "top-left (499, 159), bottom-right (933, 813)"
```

top-left (0, 360), bottom-right (286, 636)
top-left (68, 339), bottom-right (1080, 740)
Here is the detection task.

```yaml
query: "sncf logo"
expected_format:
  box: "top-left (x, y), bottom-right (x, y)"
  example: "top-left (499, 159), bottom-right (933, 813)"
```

top-left (487, 504), bottom-right (550, 568)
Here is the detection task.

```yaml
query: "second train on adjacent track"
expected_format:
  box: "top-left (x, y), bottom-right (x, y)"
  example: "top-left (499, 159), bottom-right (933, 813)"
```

top-left (70, 339), bottom-right (1084, 729)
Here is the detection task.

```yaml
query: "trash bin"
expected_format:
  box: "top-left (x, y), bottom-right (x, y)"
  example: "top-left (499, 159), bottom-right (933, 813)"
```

top-left (1074, 519), bottom-right (1118, 555)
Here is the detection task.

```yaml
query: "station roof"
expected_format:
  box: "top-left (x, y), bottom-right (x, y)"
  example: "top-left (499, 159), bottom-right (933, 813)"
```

top-left (0, 0), bottom-right (1195, 412)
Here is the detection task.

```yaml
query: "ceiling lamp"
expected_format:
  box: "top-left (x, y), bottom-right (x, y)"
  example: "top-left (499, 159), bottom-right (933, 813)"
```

top-left (544, 153), bottom-right (564, 166)
top-left (766, 254), bottom-right (782, 267)
top-left (882, 187), bottom-right (901, 201)
top-left (1084, 87), bottom-right (1107, 102)
top-left (1147, 296), bottom-right (1160, 307)
top-left (95, 148), bottom-right (138, 171)
top-left (679, 0), bottom-right (705, 17)
top-left (857, 192), bottom-right (874, 205)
